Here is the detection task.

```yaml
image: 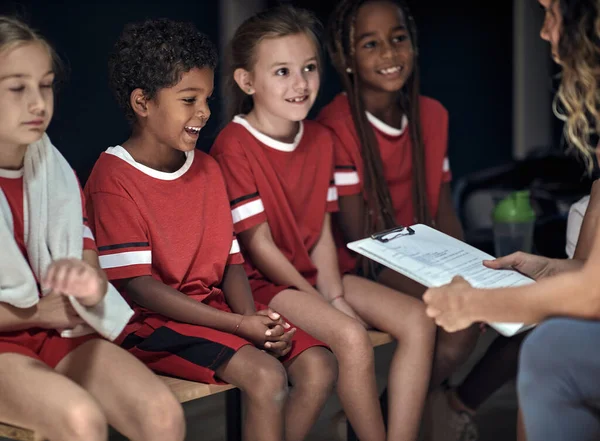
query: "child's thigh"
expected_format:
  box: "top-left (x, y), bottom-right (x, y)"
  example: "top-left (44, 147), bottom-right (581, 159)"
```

top-left (216, 345), bottom-right (287, 393)
top-left (269, 288), bottom-right (365, 342)
top-left (342, 274), bottom-right (430, 333)
top-left (55, 339), bottom-right (180, 423)
top-left (0, 352), bottom-right (102, 432)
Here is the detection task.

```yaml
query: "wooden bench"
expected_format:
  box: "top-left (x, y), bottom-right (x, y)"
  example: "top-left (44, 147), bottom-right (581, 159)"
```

top-left (0, 331), bottom-right (394, 441)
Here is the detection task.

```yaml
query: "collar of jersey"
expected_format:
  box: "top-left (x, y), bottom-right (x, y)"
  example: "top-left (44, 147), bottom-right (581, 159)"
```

top-left (233, 115), bottom-right (304, 152)
top-left (105, 145), bottom-right (194, 181)
top-left (0, 168), bottom-right (24, 179)
top-left (365, 111), bottom-right (408, 137)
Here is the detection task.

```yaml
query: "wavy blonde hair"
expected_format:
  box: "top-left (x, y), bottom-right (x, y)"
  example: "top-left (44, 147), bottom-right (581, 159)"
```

top-left (553, 0), bottom-right (600, 172)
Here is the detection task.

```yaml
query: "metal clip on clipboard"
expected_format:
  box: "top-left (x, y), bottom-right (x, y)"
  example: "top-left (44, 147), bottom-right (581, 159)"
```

top-left (370, 225), bottom-right (415, 243)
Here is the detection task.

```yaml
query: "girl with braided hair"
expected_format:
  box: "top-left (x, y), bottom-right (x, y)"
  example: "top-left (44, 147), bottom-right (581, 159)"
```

top-left (319, 0), bottom-right (480, 388)
top-left (317, 2), bottom-right (525, 439)
top-left (212, 5), bottom-right (436, 440)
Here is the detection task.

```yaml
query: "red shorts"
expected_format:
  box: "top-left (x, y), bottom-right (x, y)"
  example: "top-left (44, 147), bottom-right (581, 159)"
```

top-left (250, 280), bottom-right (289, 305)
top-left (0, 328), bottom-right (100, 368)
top-left (118, 295), bottom-right (327, 384)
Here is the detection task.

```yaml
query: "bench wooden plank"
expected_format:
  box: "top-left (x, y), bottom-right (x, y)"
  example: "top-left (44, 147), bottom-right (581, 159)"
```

top-left (0, 330), bottom-right (394, 440)
top-left (368, 330), bottom-right (394, 347)
top-left (0, 424), bottom-right (33, 441)
top-left (160, 376), bottom-right (236, 403)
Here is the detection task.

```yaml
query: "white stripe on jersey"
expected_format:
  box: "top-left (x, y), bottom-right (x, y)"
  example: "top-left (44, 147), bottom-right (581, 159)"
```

top-left (99, 250), bottom-right (151, 269)
top-left (327, 186), bottom-right (338, 202)
top-left (83, 225), bottom-right (95, 241)
top-left (231, 199), bottom-right (265, 224)
top-left (230, 238), bottom-right (241, 255)
top-left (334, 171), bottom-right (360, 186)
top-left (443, 157), bottom-right (451, 173)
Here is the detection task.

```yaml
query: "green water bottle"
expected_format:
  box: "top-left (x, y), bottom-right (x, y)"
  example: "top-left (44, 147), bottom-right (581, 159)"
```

top-left (492, 190), bottom-right (536, 257)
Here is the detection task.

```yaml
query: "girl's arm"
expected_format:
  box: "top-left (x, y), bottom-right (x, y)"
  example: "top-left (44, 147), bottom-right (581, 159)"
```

top-left (238, 222), bottom-right (320, 297)
top-left (309, 213), bottom-right (345, 301)
top-left (435, 183), bottom-right (464, 240)
top-left (310, 213), bottom-right (362, 320)
top-left (335, 194), bottom-right (365, 244)
top-left (0, 295), bottom-right (83, 332)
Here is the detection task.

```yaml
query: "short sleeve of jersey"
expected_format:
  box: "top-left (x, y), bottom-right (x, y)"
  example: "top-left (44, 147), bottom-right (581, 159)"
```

top-left (324, 137), bottom-right (340, 213)
top-left (442, 156), bottom-right (452, 183)
top-left (228, 233), bottom-right (244, 265)
top-left (327, 176), bottom-right (339, 213)
top-left (330, 130), bottom-right (361, 197)
top-left (86, 192), bottom-right (152, 281)
top-left (213, 152), bottom-right (268, 234)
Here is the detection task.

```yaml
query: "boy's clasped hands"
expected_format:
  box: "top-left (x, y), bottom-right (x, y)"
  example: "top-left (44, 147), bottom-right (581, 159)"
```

top-left (236, 309), bottom-right (297, 358)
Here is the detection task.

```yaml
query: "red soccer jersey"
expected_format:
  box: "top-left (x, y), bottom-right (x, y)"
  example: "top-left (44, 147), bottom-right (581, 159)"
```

top-left (211, 116), bottom-right (338, 293)
top-left (84, 147), bottom-right (243, 315)
top-left (317, 93), bottom-right (451, 273)
top-left (0, 167), bottom-right (96, 273)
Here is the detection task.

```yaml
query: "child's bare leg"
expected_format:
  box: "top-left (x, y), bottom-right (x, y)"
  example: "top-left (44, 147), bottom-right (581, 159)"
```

top-left (270, 289), bottom-right (386, 441)
top-left (342, 276), bottom-right (435, 440)
top-left (55, 339), bottom-right (185, 441)
top-left (378, 268), bottom-right (479, 385)
top-left (0, 352), bottom-right (107, 441)
top-left (216, 345), bottom-right (288, 441)
top-left (432, 327), bottom-right (479, 386)
top-left (343, 275), bottom-right (436, 441)
top-left (283, 347), bottom-right (337, 441)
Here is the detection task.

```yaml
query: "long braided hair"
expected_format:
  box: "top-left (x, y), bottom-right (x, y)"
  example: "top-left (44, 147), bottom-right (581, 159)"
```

top-left (326, 0), bottom-right (431, 276)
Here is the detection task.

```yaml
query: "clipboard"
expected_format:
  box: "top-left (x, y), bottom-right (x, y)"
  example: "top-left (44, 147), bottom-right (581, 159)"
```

top-left (347, 224), bottom-right (535, 337)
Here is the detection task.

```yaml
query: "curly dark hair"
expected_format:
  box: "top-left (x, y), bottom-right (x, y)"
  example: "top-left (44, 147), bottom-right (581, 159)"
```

top-left (109, 18), bottom-right (217, 122)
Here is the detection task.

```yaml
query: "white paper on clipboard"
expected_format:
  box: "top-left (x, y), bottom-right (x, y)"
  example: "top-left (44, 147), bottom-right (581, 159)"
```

top-left (347, 224), bottom-right (535, 337)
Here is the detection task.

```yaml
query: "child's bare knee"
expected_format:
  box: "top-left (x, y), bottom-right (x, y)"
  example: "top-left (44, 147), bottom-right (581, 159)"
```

top-left (59, 396), bottom-right (107, 441)
top-left (400, 306), bottom-right (437, 343)
top-left (293, 348), bottom-right (338, 393)
top-left (436, 329), bottom-right (478, 369)
top-left (142, 389), bottom-right (186, 441)
top-left (334, 321), bottom-right (372, 360)
top-left (246, 361), bottom-right (289, 404)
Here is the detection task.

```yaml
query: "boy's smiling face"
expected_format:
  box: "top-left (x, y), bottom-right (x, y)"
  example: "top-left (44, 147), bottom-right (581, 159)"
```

top-left (143, 67), bottom-right (214, 152)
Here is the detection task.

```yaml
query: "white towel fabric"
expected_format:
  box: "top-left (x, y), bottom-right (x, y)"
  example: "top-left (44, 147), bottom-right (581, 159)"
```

top-left (0, 134), bottom-right (133, 340)
top-left (565, 195), bottom-right (590, 259)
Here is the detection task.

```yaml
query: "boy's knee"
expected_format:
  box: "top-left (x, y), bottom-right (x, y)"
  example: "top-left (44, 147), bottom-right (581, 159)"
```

top-left (293, 347), bottom-right (338, 393)
top-left (247, 360), bottom-right (289, 404)
top-left (59, 396), bottom-right (108, 441)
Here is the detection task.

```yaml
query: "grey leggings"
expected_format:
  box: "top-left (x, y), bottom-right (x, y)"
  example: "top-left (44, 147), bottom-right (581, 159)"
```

top-left (518, 318), bottom-right (600, 441)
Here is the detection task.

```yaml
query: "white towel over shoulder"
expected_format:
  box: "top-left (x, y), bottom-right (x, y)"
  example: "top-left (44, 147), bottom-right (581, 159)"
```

top-left (0, 134), bottom-right (133, 340)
